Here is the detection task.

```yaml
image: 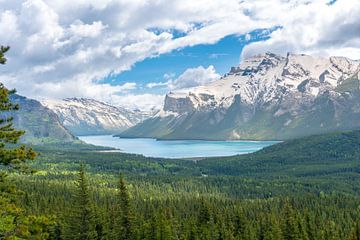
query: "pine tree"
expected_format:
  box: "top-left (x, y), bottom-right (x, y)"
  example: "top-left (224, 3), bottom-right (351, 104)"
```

top-left (157, 211), bottom-right (173, 240)
top-left (282, 199), bottom-right (301, 240)
top-left (259, 214), bottom-right (283, 240)
top-left (304, 210), bottom-right (316, 240)
top-left (143, 210), bottom-right (157, 240)
top-left (197, 198), bottom-right (212, 240)
top-left (233, 208), bottom-right (249, 239)
top-left (0, 46), bottom-right (10, 64)
top-left (0, 45), bottom-right (52, 239)
top-left (0, 45), bottom-right (36, 168)
top-left (114, 174), bottom-right (134, 240)
top-left (65, 163), bottom-right (97, 240)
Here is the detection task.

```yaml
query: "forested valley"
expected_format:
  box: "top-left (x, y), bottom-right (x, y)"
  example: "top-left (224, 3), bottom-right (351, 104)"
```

top-left (2, 130), bottom-right (360, 239)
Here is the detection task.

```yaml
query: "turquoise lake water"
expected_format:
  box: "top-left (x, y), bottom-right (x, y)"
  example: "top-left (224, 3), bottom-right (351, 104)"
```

top-left (79, 135), bottom-right (279, 159)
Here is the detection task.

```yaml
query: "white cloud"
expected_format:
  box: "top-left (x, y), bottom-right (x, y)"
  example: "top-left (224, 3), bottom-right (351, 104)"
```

top-left (168, 65), bottom-right (220, 90)
top-left (0, 0), bottom-right (358, 111)
top-left (70, 20), bottom-right (107, 38)
top-left (0, 0), bottom-right (272, 106)
top-left (146, 82), bottom-right (168, 89)
top-left (0, 11), bottom-right (20, 42)
top-left (209, 53), bottom-right (229, 59)
top-left (146, 65), bottom-right (220, 90)
top-left (111, 93), bottom-right (164, 111)
top-left (241, 0), bottom-right (360, 60)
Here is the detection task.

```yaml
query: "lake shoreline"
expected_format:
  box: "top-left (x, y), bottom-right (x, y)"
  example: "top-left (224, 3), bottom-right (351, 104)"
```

top-left (113, 134), bottom-right (283, 142)
top-left (79, 135), bottom-right (279, 159)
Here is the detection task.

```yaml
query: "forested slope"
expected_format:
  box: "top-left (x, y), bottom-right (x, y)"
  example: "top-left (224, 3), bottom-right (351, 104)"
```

top-left (7, 129), bottom-right (360, 239)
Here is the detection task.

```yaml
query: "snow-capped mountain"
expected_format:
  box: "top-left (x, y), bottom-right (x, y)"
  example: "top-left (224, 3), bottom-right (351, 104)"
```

top-left (42, 98), bottom-right (151, 135)
top-left (120, 53), bottom-right (360, 140)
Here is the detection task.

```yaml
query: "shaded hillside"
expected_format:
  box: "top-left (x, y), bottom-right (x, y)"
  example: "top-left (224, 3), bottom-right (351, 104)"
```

top-left (6, 94), bottom-right (77, 143)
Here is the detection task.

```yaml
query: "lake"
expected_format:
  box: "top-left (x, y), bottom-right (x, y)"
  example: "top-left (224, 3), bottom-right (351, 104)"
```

top-left (79, 135), bottom-right (279, 159)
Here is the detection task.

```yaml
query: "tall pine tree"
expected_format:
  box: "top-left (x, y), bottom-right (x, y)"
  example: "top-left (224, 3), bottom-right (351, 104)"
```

top-left (282, 199), bottom-right (301, 240)
top-left (65, 163), bottom-right (97, 240)
top-left (114, 174), bottom-right (134, 240)
top-left (0, 45), bottom-right (52, 239)
top-left (0, 45), bottom-right (36, 167)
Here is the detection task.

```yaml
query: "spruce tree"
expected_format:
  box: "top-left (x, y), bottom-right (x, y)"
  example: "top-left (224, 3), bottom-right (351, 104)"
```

top-left (197, 198), bottom-right (212, 240)
top-left (0, 45), bottom-right (52, 239)
top-left (0, 45), bottom-right (36, 167)
top-left (114, 174), bottom-right (134, 240)
top-left (65, 163), bottom-right (97, 240)
top-left (0, 46), bottom-right (10, 64)
top-left (282, 199), bottom-right (301, 240)
top-left (233, 208), bottom-right (249, 239)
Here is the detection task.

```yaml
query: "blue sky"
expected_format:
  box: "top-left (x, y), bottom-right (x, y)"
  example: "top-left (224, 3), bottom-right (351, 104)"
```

top-left (109, 29), bottom-right (274, 95)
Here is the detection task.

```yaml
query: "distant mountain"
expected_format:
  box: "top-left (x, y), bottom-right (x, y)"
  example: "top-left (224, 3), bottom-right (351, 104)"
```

top-left (42, 98), bottom-right (152, 136)
top-left (120, 53), bottom-right (360, 140)
top-left (7, 94), bottom-right (76, 143)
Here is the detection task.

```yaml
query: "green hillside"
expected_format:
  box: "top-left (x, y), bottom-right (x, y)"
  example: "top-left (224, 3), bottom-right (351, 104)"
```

top-left (7, 94), bottom-right (77, 143)
top-left (199, 129), bottom-right (360, 178)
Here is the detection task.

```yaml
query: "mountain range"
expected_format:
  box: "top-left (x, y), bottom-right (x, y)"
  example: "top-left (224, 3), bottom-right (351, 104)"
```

top-left (120, 52), bottom-right (360, 140)
top-left (41, 98), bottom-right (151, 135)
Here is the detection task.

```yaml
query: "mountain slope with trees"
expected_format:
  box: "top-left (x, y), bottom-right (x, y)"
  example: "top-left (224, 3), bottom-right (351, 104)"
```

top-left (8, 94), bottom-right (77, 143)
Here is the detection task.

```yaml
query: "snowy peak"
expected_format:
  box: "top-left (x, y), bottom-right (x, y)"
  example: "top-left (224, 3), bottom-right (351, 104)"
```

top-left (162, 53), bottom-right (359, 115)
top-left (42, 98), bottom-right (150, 135)
top-left (121, 53), bottom-right (360, 141)
top-left (229, 52), bottom-right (285, 76)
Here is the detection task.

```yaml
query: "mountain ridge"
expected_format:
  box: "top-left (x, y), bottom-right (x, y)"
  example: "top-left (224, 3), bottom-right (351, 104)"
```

top-left (6, 94), bottom-right (77, 143)
top-left (42, 98), bottom-right (152, 135)
top-left (119, 52), bottom-right (360, 140)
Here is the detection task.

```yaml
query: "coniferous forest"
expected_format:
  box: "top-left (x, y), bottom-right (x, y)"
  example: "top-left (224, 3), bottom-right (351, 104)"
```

top-left (1, 45), bottom-right (360, 239)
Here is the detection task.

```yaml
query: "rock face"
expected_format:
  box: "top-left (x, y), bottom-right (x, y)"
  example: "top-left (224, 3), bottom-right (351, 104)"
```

top-left (42, 98), bottom-right (150, 135)
top-left (120, 53), bottom-right (360, 140)
top-left (6, 94), bottom-right (76, 143)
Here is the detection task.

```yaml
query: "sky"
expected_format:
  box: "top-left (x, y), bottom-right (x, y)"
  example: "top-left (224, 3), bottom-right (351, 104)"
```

top-left (0, 0), bottom-right (359, 111)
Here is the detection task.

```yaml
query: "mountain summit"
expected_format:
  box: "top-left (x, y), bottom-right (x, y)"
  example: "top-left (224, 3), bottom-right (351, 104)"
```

top-left (120, 53), bottom-right (360, 140)
top-left (42, 98), bottom-right (150, 135)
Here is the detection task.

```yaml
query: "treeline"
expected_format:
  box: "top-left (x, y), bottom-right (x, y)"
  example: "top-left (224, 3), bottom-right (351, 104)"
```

top-left (9, 163), bottom-right (360, 240)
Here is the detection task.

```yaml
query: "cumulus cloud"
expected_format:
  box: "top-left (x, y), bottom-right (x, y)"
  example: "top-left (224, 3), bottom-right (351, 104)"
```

top-left (146, 82), bottom-right (168, 89)
top-left (168, 65), bottom-right (220, 90)
top-left (0, 0), bottom-right (271, 105)
top-left (241, 0), bottom-right (360, 60)
top-left (0, 0), bottom-right (359, 110)
top-left (111, 93), bottom-right (164, 111)
top-left (70, 20), bottom-right (107, 38)
top-left (146, 65), bottom-right (220, 90)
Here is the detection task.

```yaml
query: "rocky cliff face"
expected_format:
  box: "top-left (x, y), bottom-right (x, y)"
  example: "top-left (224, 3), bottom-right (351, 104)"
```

top-left (120, 53), bottom-right (360, 140)
top-left (6, 94), bottom-right (77, 143)
top-left (42, 98), bottom-right (150, 135)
